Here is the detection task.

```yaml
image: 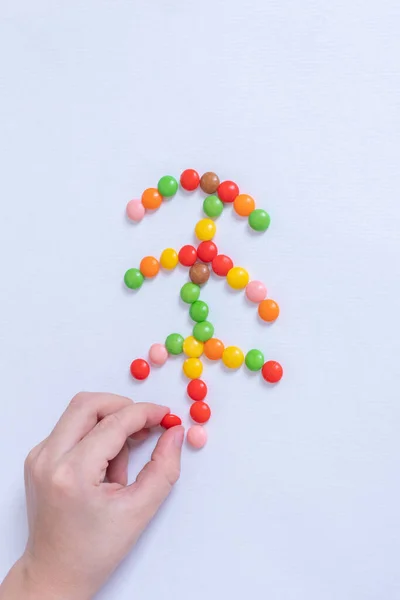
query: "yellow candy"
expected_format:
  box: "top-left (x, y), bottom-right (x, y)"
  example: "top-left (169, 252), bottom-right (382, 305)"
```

top-left (195, 218), bottom-right (216, 241)
top-left (183, 357), bottom-right (203, 379)
top-left (226, 266), bottom-right (250, 290)
top-left (222, 346), bottom-right (244, 369)
top-left (183, 336), bottom-right (204, 358)
top-left (160, 248), bottom-right (178, 270)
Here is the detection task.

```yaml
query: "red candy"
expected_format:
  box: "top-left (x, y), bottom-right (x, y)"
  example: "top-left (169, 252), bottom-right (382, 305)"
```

top-left (190, 401), bottom-right (211, 423)
top-left (212, 254), bottom-right (234, 276)
top-left (217, 180), bottom-right (239, 203)
top-left (179, 245), bottom-right (197, 267)
top-left (180, 169), bottom-right (200, 191)
top-left (161, 414), bottom-right (182, 429)
top-left (197, 241), bottom-right (218, 263)
top-left (130, 358), bottom-right (150, 380)
top-left (262, 361), bottom-right (283, 383)
top-left (187, 379), bottom-right (208, 401)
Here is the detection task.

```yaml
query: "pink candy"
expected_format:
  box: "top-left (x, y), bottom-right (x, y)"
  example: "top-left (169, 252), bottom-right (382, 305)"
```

top-left (149, 343), bottom-right (168, 366)
top-left (126, 199), bottom-right (145, 222)
top-left (187, 425), bottom-right (208, 449)
top-left (245, 280), bottom-right (267, 303)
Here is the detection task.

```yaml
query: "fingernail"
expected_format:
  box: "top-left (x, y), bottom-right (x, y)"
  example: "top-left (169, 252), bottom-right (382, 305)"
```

top-left (174, 426), bottom-right (185, 448)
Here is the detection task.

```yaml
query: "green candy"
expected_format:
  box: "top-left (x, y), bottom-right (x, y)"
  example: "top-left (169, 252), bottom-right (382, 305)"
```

top-left (189, 300), bottom-right (209, 323)
top-left (193, 321), bottom-right (214, 342)
top-left (124, 268), bottom-right (144, 290)
top-left (165, 333), bottom-right (184, 355)
top-left (180, 282), bottom-right (200, 304)
top-left (203, 195), bottom-right (224, 218)
top-left (245, 349), bottom-right (265, 371)
top-left (158, 175), bottom-right (178, 198)
top-left (248, 209), bottom-right (271, 232)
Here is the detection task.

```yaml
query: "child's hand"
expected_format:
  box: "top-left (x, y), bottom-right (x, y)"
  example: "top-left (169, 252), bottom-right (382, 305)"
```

top-left (1, 393), bottom-right (184, 600)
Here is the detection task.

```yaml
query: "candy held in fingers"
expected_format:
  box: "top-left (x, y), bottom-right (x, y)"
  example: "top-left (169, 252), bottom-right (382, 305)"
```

top-left (180, 169), bottom-right (200, 191)
top-left (149, 343), bottom-right (168, 366)
top-left (187, 425), bottom-right (208, 449)
top-left (187, 379), bottom-right (208, 401)
top-left (183, 358), bottom-right (203, 379)
top-left (126, 199), bottom-right (145, 222)
top-left (246, 280), bottom-right (267, 303)
top-left (190, 401), bottom-right (211, 424)
top-left (258, 299), bottom-right (280, 322)
top-left (262, 360), bottom-right (283, 383)
top-left (161, 414), bottom-right (182, 429)
top-left (130, 359), bottom-right (150, 380)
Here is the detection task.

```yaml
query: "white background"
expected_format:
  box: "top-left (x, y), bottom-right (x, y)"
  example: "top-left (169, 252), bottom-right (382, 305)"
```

top-left (1, 1), bottom-right (400, 598)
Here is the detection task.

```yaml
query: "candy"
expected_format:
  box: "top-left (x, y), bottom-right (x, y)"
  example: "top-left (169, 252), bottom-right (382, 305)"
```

top-left (140, 256), bottom-right (160, 278)
top-left (203, 195), bottom-right (224, 218)
top-left (178, 245), bottom-right (197, 266)
top-left (195, 218), bottom-right (216, 241)
top-left (246, 281), bottom-right (267, 303)
top-left (180, 169), bottom-right (200, 191)
top-left (187, 379), bottom-right (208, 401)
top-left (222, 346), bottom-right (244, 369)
top-left (249, 209), bottom-right (270, 232)
top-left (226, 266), bottom-right (250, 290)
top-left (233, 194), bottom-right (255, 216)
top-left (142, 188), bottom-right (163, 210)
top-left (157, 175), bottom-right (178, 198)
top-left (245, 349), bottom-right (265, 372)
top-left (200, 172), bottom-right (220, 194)
top-left (212, 254), bottom-right (234, 277)
top-left (203, 338), bottom-right (224, 360)
top-left (189, 300), bottom-right (209, 323)
top-left (218, 180), bottom-right (239, 203)
top-left (124, 268), bottom-right (144, 290)
top-left (165, 333), bottom-right (184, 355)
top-left (187, 425), bottom-right (208, 449)
top-left (180, 282), bottom-right (200, 304)
top-left (126, 199), bottom-right (145, 222)
top-left (161, 414), bottom-right (182, 429)
top-left (183, 357), bottom-right (203, 379)
top-left (193, 321), bottom-right (214, 342)
top-left (183, 336), bottom-right (204, 358)
top-left (197, 241), bottom-right (218, 263)
top-left (258, 299), bottom-right (280, 322)
top-left (130, 358), bottom-right (150, 380)
top-left (149, 343), bottom-right (168, 365)
top-left (262, 360), bottom-right (283, 383)
top-left (190, 401), bottom-right (211, 423)
top-left (189, 262), bottom-right (210, 285)
top-left (160, 248), bottom-right (178, 270)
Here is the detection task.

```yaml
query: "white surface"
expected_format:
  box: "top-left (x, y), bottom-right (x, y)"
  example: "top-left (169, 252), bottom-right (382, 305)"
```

top-left (1, 1), bottom-right (400, 598)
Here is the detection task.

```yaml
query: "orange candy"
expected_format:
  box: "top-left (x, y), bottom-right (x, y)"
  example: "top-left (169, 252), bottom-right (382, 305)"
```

top-left (258, 299), bottom-right (280, 322)
top-left (141, 188), bottom-right (163, 210)
top-left (140, 256), bottom-right (160, 278)
top-left (203, 338), bottom-right (224, 360)
top-left (233, 194), bottom-right (256, 217)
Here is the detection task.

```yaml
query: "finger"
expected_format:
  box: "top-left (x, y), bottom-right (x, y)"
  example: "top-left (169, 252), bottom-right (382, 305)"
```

top-left (45, 392), bottom-right (133, 458)
top-left (107, 442), bottom-right (129, 486)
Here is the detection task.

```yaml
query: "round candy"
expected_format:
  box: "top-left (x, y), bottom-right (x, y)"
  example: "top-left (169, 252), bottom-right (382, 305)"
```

top-left (189, 300), bottom-right (209, 323)
top-left (222, 346), bottom-right (244, 369)
top-left (189, 262), bottom-right (210, 285)
top-left (233, 194), bottom-right (255, 216)
top-left (197, 241), bottom-right (218, 263)
top-left (187, 425), bottom-right (208, 449)
top-left (187, 379), bottom-right (208, 401)
top-left (124, 268), bottom-right (144, 290)
top-left (200, 172), bottom-right (220, 194)
top-left (149, 343), bottom-right (168, 366)
top-left (180, 282), bottom-right (200, 304)
top-left (190, 401), bottom-right (211, 424)
top-left (258, 299), bottom-right (280, 322)
top-left (218, 180), bottom-right (239, 203)
top-left (227, 266), bottom-right (250, 290)
top-left (130, 358), bottom-right (150, 380)
top-left (212, 254), bottom-right (234, 277)
top-left (245, 349), bottom-right (265, 372)
top-left (262, 360), bottom-right (283, 383)
top-left (141, 188), bottom-right (163, 210)
top-left (249, 209), bottom-right (271, 232)
top-left (165, 333), bottom-right (184, 355)
top-left (183, 336), bottom-right (204, 358)
top-left (203, 195), bottom-right (224, 218)
top-left (161, 414), bottom-right (182, 429)
top-left (157, 175), bottom-right (178, 198)
top-left (193, 321), bottom-right (214, 342)
top-left (183, 358), bottom-right (203, 379)
top-left (178, 245), bottom-right (197, 266)
top-left (195, 218), bottom-right (216, 241)
top-left (160, 248), bottom-right (178, 270)
top-left (140, 256), bottom-right (160, 278)
top-left (180, 169), bottom-right (200, 191)
top-left (204, 338), bottom-right (224, 360)
top-left (126, 199), bottom-right (145, 222)
top-left (246, 280), bottom-right (267, 303)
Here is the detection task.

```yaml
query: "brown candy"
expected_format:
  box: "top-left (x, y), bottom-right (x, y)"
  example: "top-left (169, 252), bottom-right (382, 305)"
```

top-left (189, 262), bottom-right (210, 285)
top-left (200, 172), bottom-right (220, 194)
